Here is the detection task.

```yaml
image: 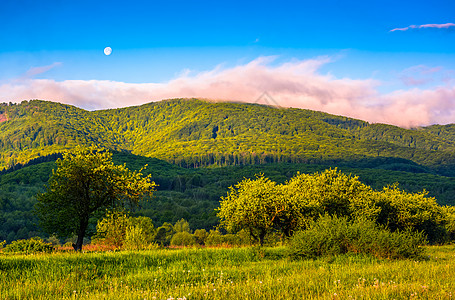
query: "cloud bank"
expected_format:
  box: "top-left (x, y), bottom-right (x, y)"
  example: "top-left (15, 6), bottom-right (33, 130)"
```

top-left (0, 57), bottom-right (454, 128)
top-left (390, 23), bottom-right (455, 32)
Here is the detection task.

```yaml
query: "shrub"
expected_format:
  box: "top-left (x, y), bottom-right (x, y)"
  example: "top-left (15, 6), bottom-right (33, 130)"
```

top-left (93, 211), bottom-right (156, 249)
top-left (373, 185), bottom-right (446, 243)
top-left (193, 229), bottom-right (208, 245)
top-left (205, 229), bottom-right (252, 247)
top-left (3, 237), bottom-right (54, 254)
top-left (170, 232), bottom-right (196, 247)
top-left (173, 219), bottom-right (191, 233)
top-left (92, 211), bottom-right (130, 248)
top-left (289, 215), bottom-right (426, 260)
top-left (47, 234), bottom-right (61, 247)
top-left (155, 222), bottom-right (175, 246)
top-left (205, 230), bottom-right (224, 246)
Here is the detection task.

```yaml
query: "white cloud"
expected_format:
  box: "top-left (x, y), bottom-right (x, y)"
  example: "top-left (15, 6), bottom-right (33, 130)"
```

top-left (390, 23), bottom-right (455, 32)
top-left (0, 57), bottom-right (454, 128)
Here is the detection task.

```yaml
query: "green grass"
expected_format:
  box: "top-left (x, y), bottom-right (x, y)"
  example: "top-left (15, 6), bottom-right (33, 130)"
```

top-left (1, 245), bottom-right (455, 299)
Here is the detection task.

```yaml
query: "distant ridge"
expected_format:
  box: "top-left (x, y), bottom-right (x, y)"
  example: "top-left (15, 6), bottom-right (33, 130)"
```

top-left (1, 98), bottom-right (455, 176)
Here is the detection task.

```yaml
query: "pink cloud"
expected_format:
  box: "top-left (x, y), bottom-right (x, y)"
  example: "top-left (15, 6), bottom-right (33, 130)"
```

top-left (399, 65), bottom-right (444, 87)
top-left (21, 62), bottom-right (62, 79)
top-left (0, 57), bottom-right (454, 128)
top-left (420, 23), bottom-right (455, 29)
top-left (390, 23), bottom-right (455, 32)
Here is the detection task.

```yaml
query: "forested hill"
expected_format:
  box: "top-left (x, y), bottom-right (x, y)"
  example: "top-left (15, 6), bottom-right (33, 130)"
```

top-left (1, 98), bottom-right (455, 176)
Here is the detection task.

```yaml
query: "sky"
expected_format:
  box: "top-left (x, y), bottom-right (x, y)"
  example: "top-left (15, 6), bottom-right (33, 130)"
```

top-left (0, 0), bottom-right (454, 127)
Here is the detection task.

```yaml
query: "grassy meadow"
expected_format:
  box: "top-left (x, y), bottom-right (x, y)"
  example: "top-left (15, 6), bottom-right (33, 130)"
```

top-left (1, 245), bottom-right (455, 299)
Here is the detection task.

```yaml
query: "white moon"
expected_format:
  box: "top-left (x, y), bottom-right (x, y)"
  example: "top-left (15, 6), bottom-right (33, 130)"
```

top-left (104, 47), bottom-right (112, 56)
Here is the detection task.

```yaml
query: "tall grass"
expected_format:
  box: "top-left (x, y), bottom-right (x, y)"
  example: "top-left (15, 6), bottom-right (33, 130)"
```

top-left (1, 246), bottom-right (454, 299)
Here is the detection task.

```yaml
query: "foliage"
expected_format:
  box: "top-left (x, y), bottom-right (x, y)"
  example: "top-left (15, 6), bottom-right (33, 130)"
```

top-left (170, 231), bottom-right (196, 247)
top-left (2, 99), bottom-right (455, 176)
top-left (372, 184), bottom-right (448, 243)
top-left (219, 169), bottom-right (451, 244)
top-left (289, 215), bottom-right (427, 260)
top-left (93, 211), bottom-right (156, 250)
top-left (442, 206), bottom-right (455, 240)
top-left (35, 146), bottom-right (155, 251)
top-left (2, 237), bottom-right (54, 254)
top-left (205, 229), bottom-right (251, 247)
top-left (2, 149), bottom-right (455, 243)
top-left (92, 210), bottom-right (131, 248)
top-left (123, 225), bottom-right (156, 251)
top-left (46, 234), bottom-right (61, 247)
top-left (217, 175), bottom-right (289, 245)
top-left (154, 222), bottom-right (175, 246)
top-left (173, 218), bottom-right (191, 233)
top-left (193, 229), bottom-right (208, 245)
top-left (285, 169), bottom-right (377, 220)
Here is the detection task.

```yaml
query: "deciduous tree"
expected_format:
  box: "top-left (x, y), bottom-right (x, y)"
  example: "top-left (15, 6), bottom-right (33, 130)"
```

top-left (217, 175), bottom-right (290, 245)
top-left (36, 146), bottom-right (155, 251)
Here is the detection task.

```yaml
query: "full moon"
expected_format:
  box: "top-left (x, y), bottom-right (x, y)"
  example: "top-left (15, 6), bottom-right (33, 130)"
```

top-left (104, 47), bottom-right (112, 56)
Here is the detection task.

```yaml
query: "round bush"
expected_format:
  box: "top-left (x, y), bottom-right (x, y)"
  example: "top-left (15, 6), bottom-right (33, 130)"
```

top-left (170, 232), bottom-right (196, 247)
top-left (288, 215), bottom-right (426, 260)
top-left (3, 237), bottom-right (54, 254)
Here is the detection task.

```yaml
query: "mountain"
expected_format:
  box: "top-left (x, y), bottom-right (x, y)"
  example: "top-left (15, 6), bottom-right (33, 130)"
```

top-left (2, 98), bottom-right (455, 242)
top-left (1, 98), bottom-right (455, 175)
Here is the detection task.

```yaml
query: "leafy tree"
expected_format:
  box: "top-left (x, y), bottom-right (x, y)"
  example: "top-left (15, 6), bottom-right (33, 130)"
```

top-left (170, 231), bottom-right (196, 247)
top-left (92, 210), bottom-right (130, 248)
top-left (93, 211), bottom-right (156, 249)
top-left (217, 175), bottom-right (289, 245)
top-left (286, 169), bottom-right (378, 222)
top-left (35, 146), bottom-right (155, 251)
top-left (173, 218), bottom-right (191, 233)
top-left (154, 222), bottom-right (175, 246)
top-left (123, 216), bottom-right (156, 250)
top-left (373, 184), bottom-right (447, 242)
top-left (193, 229), bottom-right (208, 245)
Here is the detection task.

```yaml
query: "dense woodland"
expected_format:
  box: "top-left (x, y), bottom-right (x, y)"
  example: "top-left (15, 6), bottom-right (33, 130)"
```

top-left (1, 99), bottom-right (455, 175)
top-left (1, 99), bottom-right (455, 242)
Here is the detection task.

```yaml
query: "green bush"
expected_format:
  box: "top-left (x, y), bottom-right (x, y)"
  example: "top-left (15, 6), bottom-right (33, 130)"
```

top-left (154, 222), bottom-right (175, 246)
top-left (3, 237), bottom-right (54, 254)
top-left (170, 231), bottom-right (196, 247)
top-left (205, 229), bottom-right (252, 247)
top-left (93, 211), bottom-right (156, 249)
top-left (289, 215), bottom-right (426, 260)
top-left (193, 229), bottom-right (208, 245)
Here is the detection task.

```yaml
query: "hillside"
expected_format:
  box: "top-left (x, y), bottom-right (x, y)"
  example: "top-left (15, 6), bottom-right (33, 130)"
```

top-left (1, 99), bottom-right (455, 176)
top-left (3, 98), bottom-right (455, 242)
top-left (2, 150), bottom-right (455, 243)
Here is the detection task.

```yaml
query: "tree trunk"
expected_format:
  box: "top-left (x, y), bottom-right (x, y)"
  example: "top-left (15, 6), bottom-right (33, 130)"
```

top-left (259, 231), bottom-right (266, 247)
top-left (73, 217), bottom-right (89, 251)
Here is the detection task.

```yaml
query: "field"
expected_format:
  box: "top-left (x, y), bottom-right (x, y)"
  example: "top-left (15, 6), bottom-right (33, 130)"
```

top-left (1, 245), bottom-right (455, 299)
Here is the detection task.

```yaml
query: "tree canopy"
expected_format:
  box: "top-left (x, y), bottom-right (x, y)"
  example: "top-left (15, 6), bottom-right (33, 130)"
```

top-left (35, 146), bottom-right (155, 250)
top-left (218, 169), bottom-right (455, 245)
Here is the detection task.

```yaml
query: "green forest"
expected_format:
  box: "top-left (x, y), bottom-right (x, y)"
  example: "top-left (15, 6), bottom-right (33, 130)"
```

top-left (1, 98), bottom-right (455, 243)
top-left (1, 99), bottom-right (455, 175)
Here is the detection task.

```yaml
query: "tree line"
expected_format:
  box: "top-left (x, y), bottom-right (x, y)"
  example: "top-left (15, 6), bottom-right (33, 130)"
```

top-left (17, 147), bottom-right (453, 252)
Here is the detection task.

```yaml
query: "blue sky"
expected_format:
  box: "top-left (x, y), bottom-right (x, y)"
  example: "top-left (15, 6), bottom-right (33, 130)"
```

top-left (0, 0), bottom-right (454, 127)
